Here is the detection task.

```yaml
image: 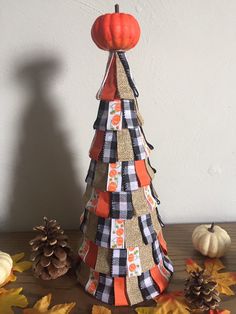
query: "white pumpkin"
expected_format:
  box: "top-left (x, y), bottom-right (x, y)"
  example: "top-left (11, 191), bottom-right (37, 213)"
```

top-left (0, 251), bottom-right (13, 285)
top-left (192, 223), bottom-right (231, 258)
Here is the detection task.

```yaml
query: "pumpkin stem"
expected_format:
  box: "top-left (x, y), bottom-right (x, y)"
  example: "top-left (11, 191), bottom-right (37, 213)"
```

top-left (208, 222), bottom-right (215, 233)
top-left (115, 4), bottom-right (119, 13)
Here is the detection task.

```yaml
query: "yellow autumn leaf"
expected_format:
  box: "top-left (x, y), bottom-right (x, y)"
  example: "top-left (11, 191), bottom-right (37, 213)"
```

top-left (92, 305), bottom-right (111, 314)
top-left (0, 287), bottom-right (28, 314)
top-left (154, 291), bottom-right (190, 314)
top-left (204, 259), bottom-right (236, 296)
top-left (12, 252), bottom-right (32, 273)
top-left (23, 293), bottom-right (76, 314)
top-left (135, 307), bottom-right (158, 314)
top-left (186, 258), bottom-right (236, 296)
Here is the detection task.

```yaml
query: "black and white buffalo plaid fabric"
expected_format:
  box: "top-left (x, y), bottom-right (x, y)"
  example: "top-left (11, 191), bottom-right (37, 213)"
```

top-left (111, 249), bottom-right (127, 277)
top-left (111, 191), bottom-right (133, 219)
top-left (79, 209), bottom-right (89, 234)
top-left (139, 213), bottom-right (157, 245)
top-left (85, 160), bottom-right (97, 185)
top-left (129, 127), bottom-right (147, 160)
top-left (95, 217), bottom-right (111, 248)
top-left (122, 161), bottom-right (139, 191)
top-left (163, 255), bottom-right (174, 274)
top-left (122, 99), bottom-right (139, 129)
top-left (101, 131), bottom-right (117, 163)
top-left (95, 274), bottom-right (114, 305)
top-left (139, 270), bottom-right (160, 300)
top-left (93, 100), bottom-right (109, 130)
top-left (152, 239), bottom-right (163, 265)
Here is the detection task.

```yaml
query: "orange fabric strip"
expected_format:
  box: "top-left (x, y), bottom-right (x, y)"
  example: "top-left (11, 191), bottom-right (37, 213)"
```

top-left (96, 191), bottom-right (110, 218)
top-left (89, 130), bottom-right (105, 160)
top-left (135, 160), bottom-right (151, 186)
top-left (100, 56), bottom-right (117, 100)
top-left (114, 277), bottom-right (129, 306)
top-left (85, 241), bottom-right (98, 269)
top-left (150, 265), bottom-right (168, 293)
top-left (158, 231), bottom-right (168, 254)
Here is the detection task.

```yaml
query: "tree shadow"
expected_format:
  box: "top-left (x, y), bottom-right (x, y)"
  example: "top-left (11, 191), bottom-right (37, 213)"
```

top-left (5, 55), bottom-right (83, 231)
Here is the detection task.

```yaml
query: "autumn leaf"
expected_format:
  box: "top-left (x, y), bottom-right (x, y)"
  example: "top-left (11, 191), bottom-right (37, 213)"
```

top-left (185, 258), bottom-right (202, 273)
top-left (209, 310), bottom-right (231, 314)
top-left (92, 305), bottom-right (111, 314)
top-left (186, 258), bottom-right (236, 296)
top-left (204, 259), bottom-right (236, 296)
top-left (135, 307), bottom-right (158, 314)
top-left (0, 287), bottom-right (28, 314)
top-left (153, 291), bottom-right (190, 314)
top-left (23, 293), bottom-right (76, 314)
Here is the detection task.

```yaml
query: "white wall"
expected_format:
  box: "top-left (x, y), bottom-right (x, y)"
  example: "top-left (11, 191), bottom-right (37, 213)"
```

top-left (0, 0), bottom-right (236, 231)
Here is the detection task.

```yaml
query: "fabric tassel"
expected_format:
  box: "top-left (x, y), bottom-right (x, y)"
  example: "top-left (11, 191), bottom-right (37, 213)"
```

top-left (126, 276), bottom-right (144, 305)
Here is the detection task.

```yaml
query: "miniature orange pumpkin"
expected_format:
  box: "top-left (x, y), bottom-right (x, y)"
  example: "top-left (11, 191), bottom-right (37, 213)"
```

top-left (91, 4), bottom-right (141, 51)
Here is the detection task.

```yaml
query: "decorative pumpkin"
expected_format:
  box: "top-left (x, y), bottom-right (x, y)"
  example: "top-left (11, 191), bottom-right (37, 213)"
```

top-left (0, 251), bottom-right (13, 285)
top-left (91, 4), bottom-right (141, 51)
top-left (192, 223), bottom-right (231, 258)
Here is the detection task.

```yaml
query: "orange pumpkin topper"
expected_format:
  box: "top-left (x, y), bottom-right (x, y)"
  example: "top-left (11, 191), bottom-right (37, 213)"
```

top-left (91, 4), bottom-right (141, 51)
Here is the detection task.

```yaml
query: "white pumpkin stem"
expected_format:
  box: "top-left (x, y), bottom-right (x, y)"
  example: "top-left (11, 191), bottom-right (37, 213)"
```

top-left (115, 4), bottom-right (119, 13)
top-left (208, 222), bottom-right (215, 233)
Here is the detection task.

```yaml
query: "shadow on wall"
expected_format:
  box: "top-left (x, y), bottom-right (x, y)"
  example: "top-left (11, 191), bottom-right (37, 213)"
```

top-left (5, 55), bottom-right (84, 231)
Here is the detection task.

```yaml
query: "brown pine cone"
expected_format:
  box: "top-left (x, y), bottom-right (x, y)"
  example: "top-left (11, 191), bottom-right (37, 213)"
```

top-left (185, 270), bottom-right (221, 311)
top-left (29, 217), bottom-right (73, 280)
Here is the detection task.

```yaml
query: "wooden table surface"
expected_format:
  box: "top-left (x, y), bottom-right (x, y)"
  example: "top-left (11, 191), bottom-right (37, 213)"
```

top-left (0, 223), bottom-right (235, 314)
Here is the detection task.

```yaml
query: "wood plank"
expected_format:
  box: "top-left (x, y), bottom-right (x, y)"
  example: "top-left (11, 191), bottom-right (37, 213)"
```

top-left (0, 222), bottom-right (235, 313)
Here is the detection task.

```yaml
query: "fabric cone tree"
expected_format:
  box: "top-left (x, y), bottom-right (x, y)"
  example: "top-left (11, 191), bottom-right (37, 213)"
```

top-left (76, 4), bottom-right (173, 306)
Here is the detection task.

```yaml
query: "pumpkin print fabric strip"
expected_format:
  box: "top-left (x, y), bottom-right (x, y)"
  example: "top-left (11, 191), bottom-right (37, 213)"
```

top-left (127, 246), bottom-right (142, 277)
top-left (110, 219), bottom-right (125, 249)
top-left (107, 100), bottom-right (123, 130)
top-left (93, 99), bottom-right (139, 130)
top-left (107, 162), bottom-right (122, 192)
top-left (85, 269), bottom-right (99, 296)
top-left (144, 185), bottom-right (157, 211)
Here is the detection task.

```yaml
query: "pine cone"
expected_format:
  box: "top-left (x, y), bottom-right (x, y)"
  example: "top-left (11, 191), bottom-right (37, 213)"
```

top-left (184, 270), bottom-right (221, 311)
top-left (29, 217), bottom-right (73, 280)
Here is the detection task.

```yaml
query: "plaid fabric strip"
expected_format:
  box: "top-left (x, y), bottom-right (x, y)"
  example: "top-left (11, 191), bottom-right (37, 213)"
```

top-left (85, 160), bottom-right (97, 185)
top-left (152, 239), bottom-right (164, 265)
top-left (102, 131), bottom-right (117, 163)
top-left (111, 249), bottom-right (127, 277)
top-left (139, 213), bottom-right (157, 244)
top-left (95, 273), bottom-right (114, 305)
top-left (139, 269), bottom-right (160, 300)
top-left (122, 161), bottom-right (139, 191)
top-left (163, 255), bottom-right (174, 274)
top-left (95, 217), bottom-right (111, 248)
top-left (111, 191), bottom-right (133, 219)
top-left (79, 209), bottom-right (89, 234)
top-left (93, 100), bottom-right (109, 130)
top-left (129, 127), bottom-right (147, 160)
top-left (122, 99), bottom-right (139, 129)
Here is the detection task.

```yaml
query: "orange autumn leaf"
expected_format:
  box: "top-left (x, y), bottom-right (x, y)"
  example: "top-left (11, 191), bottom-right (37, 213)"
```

top-left (92, 305), bottom-right (111, 314)
top-left (0, 287), bottom-right (28, 314)
top-left (153, 291), bottom-right (190, 314)
top-left (135, 307), bottom-right (158, 314)
top-left (186, 258), bottom-right (236, 296)
top-left (23, 294), bottom-right (75, 314)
